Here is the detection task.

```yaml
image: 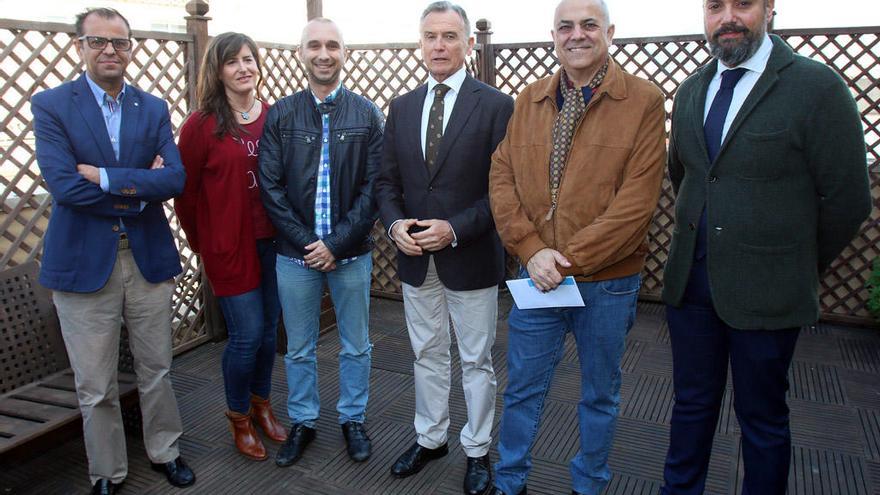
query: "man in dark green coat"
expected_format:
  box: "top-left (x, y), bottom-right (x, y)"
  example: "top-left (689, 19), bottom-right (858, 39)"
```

top-left (660, 0), bottom-right (871, 493)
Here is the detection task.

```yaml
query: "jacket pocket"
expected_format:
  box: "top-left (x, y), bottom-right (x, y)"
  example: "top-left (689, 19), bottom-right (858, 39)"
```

top-left (281, 129), bottom-right (319, 146)
top-left (734, 129), bottom-right (790, 180)
top-left (333, 128), bottom-right (369, 143)
top-left (733, 241), bottom-right (801, 316)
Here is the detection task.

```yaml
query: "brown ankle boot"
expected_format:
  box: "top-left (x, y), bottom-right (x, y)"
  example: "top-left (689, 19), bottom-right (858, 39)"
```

top-left (250, 395), bottom-right (288, 442)
top-left (226, 410), bottom-right (268, 461)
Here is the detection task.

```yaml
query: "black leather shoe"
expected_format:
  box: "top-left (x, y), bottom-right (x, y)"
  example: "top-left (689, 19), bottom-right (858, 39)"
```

top-left (464, 454), bottom-right (492, 495)
top-left (390, 441), bottom-right (448, 477)
top-left (150, 456), bottom-right (195, 487)
top-left (90, 479), bottom-right (119, 495)
top-left (341, 421), bottom-right (372, 462)
top-left (275, 423), bottom-right (316, 467)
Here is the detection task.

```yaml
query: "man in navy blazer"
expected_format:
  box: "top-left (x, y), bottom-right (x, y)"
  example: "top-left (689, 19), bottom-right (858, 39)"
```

top-left (375, 3), bottom-right (513, 494)
top-left (31, 8), bottom-right (194, 494)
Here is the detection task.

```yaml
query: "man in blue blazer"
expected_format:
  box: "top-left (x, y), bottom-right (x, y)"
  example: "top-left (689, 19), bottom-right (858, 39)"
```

top-left (31, 8), bottom-right (194, 494)
top-left (660, 0), bottom-right (871, 493)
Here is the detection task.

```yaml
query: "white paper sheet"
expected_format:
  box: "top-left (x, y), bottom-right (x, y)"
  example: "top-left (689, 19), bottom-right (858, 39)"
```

top-left (505, 276), bottom-right (585, 309)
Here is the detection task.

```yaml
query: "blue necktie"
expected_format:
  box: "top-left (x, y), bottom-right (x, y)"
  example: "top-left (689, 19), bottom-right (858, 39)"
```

top-left (704, 68), bottom-right (747, 162)
top-left (695, 67), bottom-right (748, 260)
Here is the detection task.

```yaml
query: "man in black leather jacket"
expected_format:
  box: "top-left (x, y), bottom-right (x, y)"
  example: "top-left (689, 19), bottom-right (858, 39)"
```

top-left (258, 18), bottom-right (384, 468)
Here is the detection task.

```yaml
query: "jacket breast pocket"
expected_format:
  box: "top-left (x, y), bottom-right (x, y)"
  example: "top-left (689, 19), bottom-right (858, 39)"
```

top-left (281, 129), bottom-right (319, 147)
top-left (333, 128), bottom-right (369, 144)
top-left (734, 128), bottom-right (790, 180)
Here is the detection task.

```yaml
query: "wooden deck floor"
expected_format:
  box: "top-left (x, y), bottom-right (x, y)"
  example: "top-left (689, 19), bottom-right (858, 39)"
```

top-left (3, 295), bottom-right (880, 494)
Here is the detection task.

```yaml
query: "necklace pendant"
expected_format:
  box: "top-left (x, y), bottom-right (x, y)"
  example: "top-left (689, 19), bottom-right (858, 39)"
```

top-left (241, 111), bottom-right (250, 121)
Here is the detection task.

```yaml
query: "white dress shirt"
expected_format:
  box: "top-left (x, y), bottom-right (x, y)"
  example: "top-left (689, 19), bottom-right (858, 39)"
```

top-left (703, 34), bottom-right (773, 142)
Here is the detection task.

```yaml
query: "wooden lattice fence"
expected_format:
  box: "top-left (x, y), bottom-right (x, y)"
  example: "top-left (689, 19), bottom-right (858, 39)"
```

top-left (1, 14), bottom-right (878, 329)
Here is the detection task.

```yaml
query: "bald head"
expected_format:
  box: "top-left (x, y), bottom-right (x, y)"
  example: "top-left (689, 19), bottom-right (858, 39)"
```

top-left (298, 18), bottom-right (346, 94)
top-left (300, 17), bottom-right (345, 49)
top-left (554, 0), bottom-right (610, 27)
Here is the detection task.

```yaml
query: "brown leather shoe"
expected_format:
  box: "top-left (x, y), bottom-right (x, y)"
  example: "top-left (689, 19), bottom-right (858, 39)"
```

top-left (226, 410), bottom-right (268, 461)
top-left (250, 395), bottom-right (288, 442)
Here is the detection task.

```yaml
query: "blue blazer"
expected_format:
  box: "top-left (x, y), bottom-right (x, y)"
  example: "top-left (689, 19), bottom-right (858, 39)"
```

top-left (32, 75), bottom-right (185, 293)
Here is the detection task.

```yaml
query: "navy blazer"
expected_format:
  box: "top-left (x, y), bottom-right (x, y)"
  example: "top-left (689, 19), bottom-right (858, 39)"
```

top-left (32, 75), bottom-right (185, 293)
top-left (376, 75), bottom-right (513, 291)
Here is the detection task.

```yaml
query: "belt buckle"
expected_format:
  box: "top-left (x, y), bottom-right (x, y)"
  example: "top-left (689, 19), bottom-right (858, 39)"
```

top-left (118, 232), bottom-right (130, 250)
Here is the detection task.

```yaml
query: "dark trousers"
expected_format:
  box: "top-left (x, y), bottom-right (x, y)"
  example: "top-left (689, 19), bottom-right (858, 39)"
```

top-left (661, 255), bottom-right (799, 495)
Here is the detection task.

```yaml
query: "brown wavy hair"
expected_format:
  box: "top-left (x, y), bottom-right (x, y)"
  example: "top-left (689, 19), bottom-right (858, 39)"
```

top-left (194, 32), bottom-right (263, 139)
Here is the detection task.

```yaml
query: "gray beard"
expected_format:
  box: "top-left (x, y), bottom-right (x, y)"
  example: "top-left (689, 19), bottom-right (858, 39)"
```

top-left (708, 25), bottom-right (765, 67)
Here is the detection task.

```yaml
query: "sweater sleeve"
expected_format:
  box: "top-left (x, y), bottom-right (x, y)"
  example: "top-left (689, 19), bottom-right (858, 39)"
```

top-left (174, 113), bottom-right (207, 253)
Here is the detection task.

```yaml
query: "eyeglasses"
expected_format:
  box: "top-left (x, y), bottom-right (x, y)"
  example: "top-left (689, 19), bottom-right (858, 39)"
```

top-left (78, 36), bottom-right (132, 52)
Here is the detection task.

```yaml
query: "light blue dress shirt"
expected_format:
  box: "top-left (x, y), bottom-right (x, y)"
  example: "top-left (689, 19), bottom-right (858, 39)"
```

top-left (84, 73), bottom-right (125, 191)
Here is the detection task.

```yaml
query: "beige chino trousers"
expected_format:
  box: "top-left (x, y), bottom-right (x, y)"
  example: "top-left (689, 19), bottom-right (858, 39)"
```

top-left (52, 247), bottom-right (183, 485)
top-left (402, 256), bottom-right (498, 457)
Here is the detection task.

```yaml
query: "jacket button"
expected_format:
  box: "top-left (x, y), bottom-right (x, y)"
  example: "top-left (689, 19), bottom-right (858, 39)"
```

top-left (112, 225), bottom-right (120, 232)
top-left (428, 186), bottom-right (433, 192)
top-left (707, 175), bottom-right (718, 183)
top-left (688, 222), bottom-right (696, 231)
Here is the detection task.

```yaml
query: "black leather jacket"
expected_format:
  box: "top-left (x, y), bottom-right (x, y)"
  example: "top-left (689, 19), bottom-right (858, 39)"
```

top-left (259, 87), bottom-right (384, 261)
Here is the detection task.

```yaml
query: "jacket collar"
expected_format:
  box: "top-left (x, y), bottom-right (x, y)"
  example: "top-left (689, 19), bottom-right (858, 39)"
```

top-left (531, 55), bottom-right (628, 107)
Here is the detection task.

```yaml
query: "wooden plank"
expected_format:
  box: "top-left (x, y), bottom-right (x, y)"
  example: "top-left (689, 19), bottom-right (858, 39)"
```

top-left (12, 385), bottom-right (79, 408)
top-left (40, 373), bottom-right (77, 391)
top-left (0, 414), bottom-right (46, 438)
top-left (0, 397), bottom-right (76, 422)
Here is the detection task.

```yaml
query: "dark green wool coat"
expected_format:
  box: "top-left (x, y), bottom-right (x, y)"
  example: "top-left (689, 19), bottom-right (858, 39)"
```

top-left (661, 35), bottom-right (872, 330)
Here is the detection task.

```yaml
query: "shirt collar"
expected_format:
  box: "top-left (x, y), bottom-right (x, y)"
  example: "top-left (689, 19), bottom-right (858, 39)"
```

top-left (427, 65), bottom-right (467, 96)
top-left (713, 33), bottom-right (773, 79)
top-left (311, 82), bottom-right (343, 105)
top-left (555, 70), bottom-right (594, 108)
top-left (84, 71), bottom-right (126, 106)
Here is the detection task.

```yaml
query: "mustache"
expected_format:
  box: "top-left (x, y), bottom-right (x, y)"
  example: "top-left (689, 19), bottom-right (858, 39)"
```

top-left (712, 23), bottom-right (750, 39)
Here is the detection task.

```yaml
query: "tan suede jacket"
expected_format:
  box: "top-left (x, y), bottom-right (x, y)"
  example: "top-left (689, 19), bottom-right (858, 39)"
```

top-left (489, 60), bottom-right (667, 281)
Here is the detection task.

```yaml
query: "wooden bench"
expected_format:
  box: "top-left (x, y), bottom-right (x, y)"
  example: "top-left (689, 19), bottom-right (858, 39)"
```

top-left (0, 261), bottom-right (138, 457)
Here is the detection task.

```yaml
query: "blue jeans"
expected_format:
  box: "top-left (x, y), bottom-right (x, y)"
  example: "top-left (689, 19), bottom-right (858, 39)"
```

top-left (217, 238), bottom-right (281, 414)
top-left (494, 272), bottom-right (640, 495)
top-left (276, 254), bottom-right (372, 427)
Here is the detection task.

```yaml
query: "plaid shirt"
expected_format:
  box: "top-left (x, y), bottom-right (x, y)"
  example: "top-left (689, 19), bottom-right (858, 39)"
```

top-left (293, 85), bottom-right (356, 269)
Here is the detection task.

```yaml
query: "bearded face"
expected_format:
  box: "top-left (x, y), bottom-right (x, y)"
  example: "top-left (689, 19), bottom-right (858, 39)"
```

top-left (703, 0), bottom-right (773, 67)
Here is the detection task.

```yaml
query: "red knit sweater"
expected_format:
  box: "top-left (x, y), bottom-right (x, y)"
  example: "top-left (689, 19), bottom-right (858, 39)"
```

top-left (175, 103), bottom-right (275, 297)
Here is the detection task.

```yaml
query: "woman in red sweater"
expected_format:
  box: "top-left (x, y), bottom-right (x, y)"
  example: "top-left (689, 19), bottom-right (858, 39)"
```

top-left (175, 32), bottom-right (286, 461)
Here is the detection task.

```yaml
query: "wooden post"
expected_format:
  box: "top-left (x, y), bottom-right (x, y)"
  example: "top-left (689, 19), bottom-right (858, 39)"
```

top-left (307, 0), bottom-right (323, 20)
top-left (475, 19), bottom-right (495, 88)
top-left (184, 0), bottom-right (210, 108)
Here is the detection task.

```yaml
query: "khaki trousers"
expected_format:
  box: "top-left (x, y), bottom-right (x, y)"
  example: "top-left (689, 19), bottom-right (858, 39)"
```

top-left (53, 248), bottom-right (183, 484)
top-left (402, 257), bottom-right (498, 457)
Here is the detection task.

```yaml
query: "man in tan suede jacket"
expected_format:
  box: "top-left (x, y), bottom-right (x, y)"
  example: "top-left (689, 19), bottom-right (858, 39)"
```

top-left (487, 0), bottom-right (666, 493)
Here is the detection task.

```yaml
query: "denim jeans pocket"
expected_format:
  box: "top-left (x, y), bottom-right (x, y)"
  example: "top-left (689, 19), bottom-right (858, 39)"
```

top-left (599, 274), bottom-right (641, 296)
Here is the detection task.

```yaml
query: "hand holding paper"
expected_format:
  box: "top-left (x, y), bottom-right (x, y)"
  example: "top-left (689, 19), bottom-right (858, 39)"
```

top-left (505, 276), bottom-right (585, 310)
